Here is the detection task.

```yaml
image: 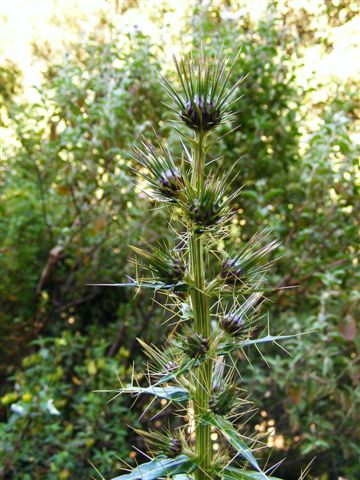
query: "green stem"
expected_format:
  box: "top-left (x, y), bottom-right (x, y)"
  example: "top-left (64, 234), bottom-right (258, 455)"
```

top-left (189, 132), bottom-right (213, 480)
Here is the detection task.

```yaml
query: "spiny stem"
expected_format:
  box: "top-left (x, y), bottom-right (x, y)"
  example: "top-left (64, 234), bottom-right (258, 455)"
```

top-left (191, 132), bottom-right (206, 191)
top-left (189, 132), bottom-right (213, 480)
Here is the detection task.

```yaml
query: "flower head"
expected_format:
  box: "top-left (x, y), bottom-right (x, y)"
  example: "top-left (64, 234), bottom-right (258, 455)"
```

top-left (221, 230), bottom-right (281, 284)
top-left (182, 165), bottom-right (242, 232)
top-left (130, 244), bottom-right (186, 288)
top-left (219, 293), bottom-right (262, 336)
top-left (131, 136), bottom-right (185, 202)
top-left (161, 51), bottom-right (245, 133)
top-left (181, 332), bottom-right (209, 359)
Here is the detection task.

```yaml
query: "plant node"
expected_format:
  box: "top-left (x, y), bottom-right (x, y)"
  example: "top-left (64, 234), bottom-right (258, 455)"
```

top-left (210, 384), bottom-right (237, 415)
top-left (189, 196), bottom-right (223, 229)
top-left (182, 333), bottom-right (209, 359)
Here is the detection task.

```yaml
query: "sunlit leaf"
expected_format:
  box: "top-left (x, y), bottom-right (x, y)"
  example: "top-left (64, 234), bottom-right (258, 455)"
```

top-left (103, 385), bottom-right (189, 402)
top-left (111, 455), bottom-right (196, 480)
top-left (203, 414), bottom-right (269, 479)
top-left (217, 466), bottom-right (282, 480)
top-left (217, 334), bottom-right (299, 355)
top-left (88, 281), bottom-right (187, 291)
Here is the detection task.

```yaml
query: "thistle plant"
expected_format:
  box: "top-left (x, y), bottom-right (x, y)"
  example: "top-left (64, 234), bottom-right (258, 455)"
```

top-left (97, 52), bottom-right (297, 480)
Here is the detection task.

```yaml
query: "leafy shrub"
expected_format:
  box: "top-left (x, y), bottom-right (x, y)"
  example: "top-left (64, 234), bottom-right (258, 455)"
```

top-left (183, 3), bottom-right (360, 478)
top-left (0, 325), bottom-right (135, 479)
top-left (242, 98), bottom-right (360, 479)
top-left (0, 59), bottom-right (22, 126)
top-left (0, 25), bottom-right (168, 375)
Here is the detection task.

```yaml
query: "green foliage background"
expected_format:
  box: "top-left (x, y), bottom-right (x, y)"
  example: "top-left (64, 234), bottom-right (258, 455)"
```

top-left (1, 1), bottom-right (359, 479)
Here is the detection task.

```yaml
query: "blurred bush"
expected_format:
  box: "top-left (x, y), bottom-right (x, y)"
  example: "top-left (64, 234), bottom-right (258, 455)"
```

top-left (1, 21), bottom-right (168, 479)
top-left (1, 1), bottom-right (359, 479)
top-left (0, 26), bottom-right (167, 369)
top-left (190, 3), bottom-right (359, 478)
top-left (0, 325), bottom-right (135, 479)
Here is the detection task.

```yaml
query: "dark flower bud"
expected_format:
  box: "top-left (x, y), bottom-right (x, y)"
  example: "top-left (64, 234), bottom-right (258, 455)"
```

top-left (221, 258), bottom-right (245, 283)
top-left (164, 361), bottom-right (178, 372)
top-left (210, 385), bottom-right (237, 415)
top-left (189, 198), bottom-right (222, 228)
top-left (183, 333), bottom-right (209, 358)
top-left (171, 258), bottom-right (185, 280)
top-left (163, 257), bottom-right (186, 285)
top-left (220, 313), bottom-right (245, 336)
top-left (159, 168), bottom-right (185, 201)
top-left (181, 97), bottom-right (222, 132)
top-left (168, 438), bottom-right (182, 457)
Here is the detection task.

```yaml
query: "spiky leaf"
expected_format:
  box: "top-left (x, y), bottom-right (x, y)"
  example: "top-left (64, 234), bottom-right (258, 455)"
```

top-left (111, 455), bottom-right (196, 480)
top-left (217, 334), bottom-right (299, 355)
top-left (221, 230), bottom-right (281, 284)
top-left (131, 135), bottom-right (185, 202)
top-left (217, 466), bottom-right (282, 480)
top-left (173, 476), bottom-right (195, 480)
top-left (161, 52), bottom-right (246, 132)
top-left (131, 245), bottom-right (186, 286)
top-left (89, 281), bottom-right (187, 291)
top-left (119, 385), bottom-right (189, 402)
top-left (203, 414), bottom-right (269, 480)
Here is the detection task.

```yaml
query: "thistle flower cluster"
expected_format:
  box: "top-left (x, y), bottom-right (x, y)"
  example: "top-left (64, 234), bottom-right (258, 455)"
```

top-left (98, 51), bottom-right (293, 480)
top-left (132, 137), bottom-right (185, 202)
top-left (162, 54), bottom-right (244, 132)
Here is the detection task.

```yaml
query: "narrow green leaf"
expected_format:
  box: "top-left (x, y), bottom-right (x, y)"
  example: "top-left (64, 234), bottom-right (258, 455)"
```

top-left (263, 188), bottom-right (284, 201)
top-left (203, 414), bottom-right (269, 480)
top-left (154, 358), bottom-right (201, 386)
top-left (111, 455), bottom-right (195, 480)
top-left (217, 334), bottom-right (297, 355)
top-left (218, 466), bottom-right (282, 480)
top-left (88, 281), bottom-right (187, 291)
top-left (173, 475), bottom-right (195, 480)
top-left (241, 334), bottom-right (297, 347)
top-left (241, 190), bottom-right (259, 200)
top-left (121, 385), bottom-right (189, 402)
